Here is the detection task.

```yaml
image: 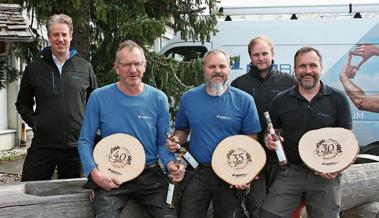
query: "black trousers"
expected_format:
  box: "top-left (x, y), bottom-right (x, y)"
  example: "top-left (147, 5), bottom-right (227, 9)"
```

top-left (92, 166), bottom-right (177, 218)
top-left (21, 145), bottom-right (82, 181)
top-left (244, 162), bottom-right (278, 218)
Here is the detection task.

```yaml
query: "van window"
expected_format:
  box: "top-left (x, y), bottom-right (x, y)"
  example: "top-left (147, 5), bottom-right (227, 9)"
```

top-left (164, 46), bottom-right (208, 61)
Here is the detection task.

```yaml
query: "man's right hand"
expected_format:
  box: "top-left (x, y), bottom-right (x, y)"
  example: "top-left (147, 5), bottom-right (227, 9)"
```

top-left (166, 135), bottom-right (180, 152)
top-left (340, 53), bottom-right (359, 80)
top-left (90, 168), bottom-right (122, 190)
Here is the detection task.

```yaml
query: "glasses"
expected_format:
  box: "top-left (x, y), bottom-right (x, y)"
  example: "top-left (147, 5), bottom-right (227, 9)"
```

top-left (117, 61), bottom-right (145, 70)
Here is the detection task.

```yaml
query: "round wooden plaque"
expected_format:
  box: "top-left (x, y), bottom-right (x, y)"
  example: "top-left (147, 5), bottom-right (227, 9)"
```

top-left (93, 133), bottom-right (146, 183)
top-left (299, 127), bottom-right (359, 173)
top-left (212, 135), bottom-right (266, 186)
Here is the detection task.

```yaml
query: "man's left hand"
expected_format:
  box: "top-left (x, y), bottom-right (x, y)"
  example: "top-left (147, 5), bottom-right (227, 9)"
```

top-left (167, 160), bottom-right (186, 183)
top-left (315, 172), bottom-right (338, 180)
top-left (231, 183), bottom-right (250, 190)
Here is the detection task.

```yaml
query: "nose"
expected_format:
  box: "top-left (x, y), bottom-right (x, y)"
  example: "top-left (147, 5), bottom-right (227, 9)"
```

top-left (128, 63), bottom-right (138, 72)
top-left (304, 66), bottom-right (313, 73)
top-left (57, 34), bottom-right (63, 41)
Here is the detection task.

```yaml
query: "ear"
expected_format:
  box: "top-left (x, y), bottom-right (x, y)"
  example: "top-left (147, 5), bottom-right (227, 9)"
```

top-left (114, 64), bottom-right (120, 75)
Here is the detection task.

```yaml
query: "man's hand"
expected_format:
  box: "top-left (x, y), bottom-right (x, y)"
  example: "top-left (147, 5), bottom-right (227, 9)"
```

top-left (315, 172), bottom-right (338, 180)
top-left (340, 53), bottom-right (359, 80)
top-left (167, 160), bottom-right (186, 183)
top-left (264, 132), bottom-right (284, 150)
top-left (90, 168), bottom-right (123, 190)
top-left (166, 135), bottom-right (180, 152)
top-left (351, 44), bottom-right (379, 68)
top-left (231, 183), bottom-right (250, 190)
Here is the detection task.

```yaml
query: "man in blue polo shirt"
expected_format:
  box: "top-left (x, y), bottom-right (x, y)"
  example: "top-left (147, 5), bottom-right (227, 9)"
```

top-left (167, 48), bottom-right (261, 218)
top-left (78, 40), bottom-right (184, 218)
top-left (260, 46), bottom-right (352, 218)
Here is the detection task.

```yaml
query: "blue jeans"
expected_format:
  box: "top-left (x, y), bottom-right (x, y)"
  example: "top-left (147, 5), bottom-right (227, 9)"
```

top-left (92, 166), bottom-right (177, 218)
top-left (179, 166), bottom-right (245, 218)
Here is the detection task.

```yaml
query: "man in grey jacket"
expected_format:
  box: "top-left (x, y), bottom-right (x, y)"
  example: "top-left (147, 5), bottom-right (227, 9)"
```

top-left (15, 14), bottom-right (97, 181)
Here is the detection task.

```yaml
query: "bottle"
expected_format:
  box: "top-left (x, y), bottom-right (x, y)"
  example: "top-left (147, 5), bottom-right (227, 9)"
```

top-left (176, 144), bottom-right (199, 169)
top-left (166, 133), bottom-right (199, 169)
top-left (166, 156), bottom-right (181, 208)
top-left (263, 111), bottom-right (288, 166)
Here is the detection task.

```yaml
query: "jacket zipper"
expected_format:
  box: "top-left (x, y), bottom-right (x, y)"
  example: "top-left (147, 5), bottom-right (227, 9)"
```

top-left (51, 71), bottom-right (56, 94)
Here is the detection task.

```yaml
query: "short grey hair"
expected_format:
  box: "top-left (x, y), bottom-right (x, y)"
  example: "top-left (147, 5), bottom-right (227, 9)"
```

top-left (115, 40), bottom-right (146, 63)
top-left (47, 14), bottom-right (73, 36)
top-left (203, 48), bottom-right (230, 65)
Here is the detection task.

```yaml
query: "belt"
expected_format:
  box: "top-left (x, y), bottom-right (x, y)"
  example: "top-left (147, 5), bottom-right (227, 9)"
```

top-left (144, 162), bottom-right (159, 169)
top-left (199, 163), bottom-right (212, 168)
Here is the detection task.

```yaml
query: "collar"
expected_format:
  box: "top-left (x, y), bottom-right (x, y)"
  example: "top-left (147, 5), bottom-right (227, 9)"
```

top-left (52, 52), bottom-right (70, 65)
top-left (248, 60), bottom-right (275, 79)
top-left (289, 81), bottom-right (331, 98)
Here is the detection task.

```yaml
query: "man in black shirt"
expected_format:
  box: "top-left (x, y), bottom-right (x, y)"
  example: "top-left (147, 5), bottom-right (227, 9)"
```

top-left (231, 35), bottom-right (297, 218)
top-left (260, 47), bottom-right (352, 218)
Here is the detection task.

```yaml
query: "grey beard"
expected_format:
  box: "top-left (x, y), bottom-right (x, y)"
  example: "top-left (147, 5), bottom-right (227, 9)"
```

top-left (209, 82), bottom-right (225, 96)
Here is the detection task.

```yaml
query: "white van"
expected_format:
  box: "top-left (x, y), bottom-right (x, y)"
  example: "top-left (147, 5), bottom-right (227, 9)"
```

top-left (160, 13), bottom-right (379, 148)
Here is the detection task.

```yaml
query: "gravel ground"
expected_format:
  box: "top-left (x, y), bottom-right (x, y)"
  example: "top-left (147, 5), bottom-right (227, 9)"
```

top-left (0, 172), bottom-right (21, 184)
top-left (0, 147), bottom-right (27, 184)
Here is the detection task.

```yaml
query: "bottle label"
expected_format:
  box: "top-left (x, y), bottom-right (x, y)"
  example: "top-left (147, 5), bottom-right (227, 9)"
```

top-left (269, 128), bottom-right (275, 135)
top-left (275, 141), bottom-right (286, 162)
top-left (166, 183), bottom-right (175, 205)
top-left (183, 152), bottom-right (199, 169)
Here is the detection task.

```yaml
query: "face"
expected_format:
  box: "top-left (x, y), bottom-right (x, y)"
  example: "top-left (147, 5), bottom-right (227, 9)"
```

top-left (48, 23), bottom-right (72, 57)
top-left (294, 51), bottom-right (323, 90)
top-left (114, 47), bottom-right (146, 89)
top-left (250, 40), bottom-right (274, 71)
top-left (203, 52), bottom-right (230, 86)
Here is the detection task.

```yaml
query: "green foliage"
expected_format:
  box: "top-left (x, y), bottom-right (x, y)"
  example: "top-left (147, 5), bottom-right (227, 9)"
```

top-left (8, 0), bottom-right (220, 119)
top-left (145, 52), bottom-right (204, 121)
top-left (0, 57), bottom-right (19, 89)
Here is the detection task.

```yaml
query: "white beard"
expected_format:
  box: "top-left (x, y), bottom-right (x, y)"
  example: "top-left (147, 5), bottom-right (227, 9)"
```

top-left (209, 82), bottom-right (226, 96)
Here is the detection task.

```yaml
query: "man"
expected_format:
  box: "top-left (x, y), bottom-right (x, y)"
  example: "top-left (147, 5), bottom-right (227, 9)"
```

top-left (340, 44), bottom-right (379, 112)
top-left (231, 35), bottom-right (297, 217)
top-left (15, 14), bottom-right (97, 181)
top-left (260, 47), bottom-right (352, 218)
top-left (167, 48), bottom-right (261, 218)
top-left (77, 40), bottom-right (184, 218)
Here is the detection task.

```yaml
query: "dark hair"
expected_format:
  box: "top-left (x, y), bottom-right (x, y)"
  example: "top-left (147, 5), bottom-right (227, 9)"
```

top-left (294, 46), bottom-right (323, 67)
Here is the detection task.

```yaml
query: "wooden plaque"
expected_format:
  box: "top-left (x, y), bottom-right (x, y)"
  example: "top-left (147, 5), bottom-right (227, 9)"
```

top-left (299, 127), bottom-right (359, 173)
top-left (212, 135), bottom-right (266, 186)
top-left (93, 133), bottom-right (146, 183)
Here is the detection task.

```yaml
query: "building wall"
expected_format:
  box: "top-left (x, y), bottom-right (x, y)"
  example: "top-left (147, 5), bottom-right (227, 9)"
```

top-left (0, 88), bottom-right (7, 130)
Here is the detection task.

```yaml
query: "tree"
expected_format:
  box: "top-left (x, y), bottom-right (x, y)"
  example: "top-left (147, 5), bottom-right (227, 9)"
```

top-left (10, 0), bottom-right (220, 120)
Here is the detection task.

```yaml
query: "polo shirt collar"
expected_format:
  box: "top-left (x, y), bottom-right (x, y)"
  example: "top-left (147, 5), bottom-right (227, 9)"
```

top-left (289, 81), bottom-right (331, 99)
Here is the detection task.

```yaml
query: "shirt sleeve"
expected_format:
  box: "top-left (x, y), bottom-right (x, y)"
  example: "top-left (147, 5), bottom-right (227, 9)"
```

top-left (174, 94), bottom-right (189, 130)
top-left (156, 93), bottom-right (176, 168)
top-left (336, 91), bottom-right (353, 129)
top-left (15, 67), bottom-right (36, 129)
top-left (77, 92), bottom-right (100, 177)
top-left (241, 94), bottom-right (262, 134)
